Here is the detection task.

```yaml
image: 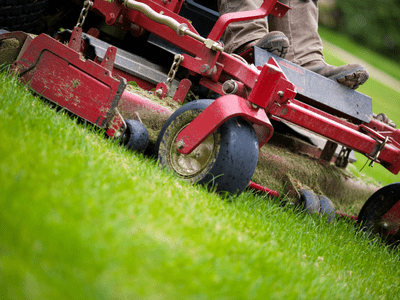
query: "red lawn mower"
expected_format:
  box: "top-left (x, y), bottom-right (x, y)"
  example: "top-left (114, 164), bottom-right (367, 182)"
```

top-left (1, 0), bottom-right (399, 241)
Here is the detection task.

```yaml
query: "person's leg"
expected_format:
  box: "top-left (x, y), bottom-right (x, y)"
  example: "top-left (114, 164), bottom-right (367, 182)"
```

top-left (269, 0), bottom-right (368, 89)
top-left (218, 0), bottom-right (289, 57)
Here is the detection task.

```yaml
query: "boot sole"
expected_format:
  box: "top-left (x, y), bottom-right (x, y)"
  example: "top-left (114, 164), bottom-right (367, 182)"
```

top-left (255, 33), bottom-right (290, 59)
top-left (329, 68), bottom-right (369, 89)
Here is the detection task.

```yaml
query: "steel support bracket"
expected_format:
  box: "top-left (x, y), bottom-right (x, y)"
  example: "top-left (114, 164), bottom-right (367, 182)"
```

top-left (248, 58), bottom-right (296, 108)
top-left (176, 94), bottom-right (274, 155)
top-left (207, 0), bottom-right (290, 42)
top-left (11, 33), bottom-right (127, 138)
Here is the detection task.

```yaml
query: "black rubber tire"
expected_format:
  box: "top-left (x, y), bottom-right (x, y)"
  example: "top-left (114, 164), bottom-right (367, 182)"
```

top-left (358, 183), bottom-right (400, 238)
top-left (0, 0), bottom-right (49, 32)
top-left (318, 195), bottom-right (336, 222)
top-left (298, 189), bottom-right (320, 215)
top-left (155, 99), bottom-right (259, 195)
top-left (123, 119), bottom-right (149, 152)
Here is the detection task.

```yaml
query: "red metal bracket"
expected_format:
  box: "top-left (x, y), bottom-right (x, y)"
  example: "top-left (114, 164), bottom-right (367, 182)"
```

top-left (207, 0), bottom-right (290, 42)
top-left (68, 27), bottom-right (83, 53)
top-left (101, 45), bottom-right (117, 72)
top-left (268, 99), bottom-right (400, 174)
top-left (91, 0), bottom-right (123, 25)
top-left (12, 33), bottom-right (127, 138)
top-left (173, 78), bottom-right (192, 104)
top-left (154, 82), bottom-right (169, 99)
top-left (176, 95), bottom-right (274, 155)
top-left (248, 59), bottom-right (296, 108)
top-left (159, 0), bottom-right (184, 14)
top-left (248, 181), bottom-right (280, 198)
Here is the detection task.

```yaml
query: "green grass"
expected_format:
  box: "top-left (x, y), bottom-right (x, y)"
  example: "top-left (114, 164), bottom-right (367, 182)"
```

top-left (321, 30), bottom-right (400, 186)
top-left (1, 73), bottom-right (400, 298)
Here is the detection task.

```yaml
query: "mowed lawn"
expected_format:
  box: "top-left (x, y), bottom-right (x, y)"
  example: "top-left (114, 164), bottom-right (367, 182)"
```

top-left (1, 68), bottom-right (400, 299)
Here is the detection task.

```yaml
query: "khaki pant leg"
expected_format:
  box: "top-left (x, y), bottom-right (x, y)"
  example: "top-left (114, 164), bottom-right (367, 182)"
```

top-left (268, 0), bottom-right (324, 65)
top-left (218, 0), bottom-right (268, 54)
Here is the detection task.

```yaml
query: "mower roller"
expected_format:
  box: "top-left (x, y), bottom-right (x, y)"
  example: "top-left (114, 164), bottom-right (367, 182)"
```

top-left (1, 0), bottom-right (400, 239)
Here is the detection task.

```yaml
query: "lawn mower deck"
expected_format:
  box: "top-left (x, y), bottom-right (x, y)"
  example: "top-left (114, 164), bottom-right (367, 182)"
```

top-left (1, 0), bottom-right (399, 241)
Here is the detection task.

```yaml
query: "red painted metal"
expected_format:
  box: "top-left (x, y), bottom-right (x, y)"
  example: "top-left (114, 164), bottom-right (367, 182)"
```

top-left (173, 78), bottom-right (192, 104)
top-left (84, 0), bottom-right (400, 175)
top-left (91, 0), bottom-right (122, 26)
top-left (68, 27), bottom-right (84, 52)
top-left (335, 211), bottom-right (358, 221)
top-left (175, 59), bottom-right (296, 154)
top-left (381, 200), bottom-right (400, 235)
top-left (3, 0), bottom-right (399, 230)
top-left (154, 82), bottom-right (169, 99)
top-left (100, 45), bottom-right (117, 72)
top-left (176, 94), bottom-right (274, 155)
top-left (4, 0), bottom-right (400, 197)
top-left (92, 0), bottom-right (199, 44)
top-left (268, 99), bottom-right (400, 174)
top-left (91, 0), bottom-right (267, 94)
top-left (248, 61), bottom-right (296, 108)
top-left (207, 0), bottom-right (290, 42)
top-left (248, 181), bottom-right (280, 198)
top-left (11, 29), bottom-right (126, 138)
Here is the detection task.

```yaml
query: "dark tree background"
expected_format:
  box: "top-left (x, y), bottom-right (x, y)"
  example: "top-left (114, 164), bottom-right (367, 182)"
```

top-left (320, 0), bottom-right (400, 61)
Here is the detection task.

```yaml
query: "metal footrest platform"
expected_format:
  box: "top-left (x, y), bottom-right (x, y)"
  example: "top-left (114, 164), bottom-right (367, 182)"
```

top-left (252, 47), bottom-right (373, 124)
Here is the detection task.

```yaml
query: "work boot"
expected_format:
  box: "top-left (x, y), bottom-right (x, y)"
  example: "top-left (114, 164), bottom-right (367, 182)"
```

top-left (268, 0), bottom-right (369, 89)
top-left (302, 60), bottom-right (369, 89)
top-left (218, 0), bottom-right (290, 57)
top-left (235, 31), bottom-right (290, 58)
top-left (218, 0), bottom-right (273, 54)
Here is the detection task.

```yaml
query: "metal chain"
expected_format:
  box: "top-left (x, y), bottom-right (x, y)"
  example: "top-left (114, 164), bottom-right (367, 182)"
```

top-left (76, 0), bottom-right (94, 28)
top-left (166, 54), bottom-right (184, 89)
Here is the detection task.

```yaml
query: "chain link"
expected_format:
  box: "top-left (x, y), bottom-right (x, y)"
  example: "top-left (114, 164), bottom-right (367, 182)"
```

top-left (166, 54), bottom-right (184, 90)
top-left (76, 0), bottom-right (94, 28)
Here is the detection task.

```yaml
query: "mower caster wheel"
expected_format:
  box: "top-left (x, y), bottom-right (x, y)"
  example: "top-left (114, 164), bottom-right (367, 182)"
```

top-left (123, 119), bottom-right (149, 152)
top-left (358, 183), bottom-right (400, 240)
top-left (155, 99), bottom-right (259, 196)
top-left (299, 189), bottom-right (320, 215)
top-left (318, 195), bottom-right (336, 222)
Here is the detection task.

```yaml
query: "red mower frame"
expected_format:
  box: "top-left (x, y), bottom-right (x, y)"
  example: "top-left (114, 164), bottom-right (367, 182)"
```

top-left (87, 0), bottom-right (400, 174)
top-left (2, 0), bottom-right (400, 238)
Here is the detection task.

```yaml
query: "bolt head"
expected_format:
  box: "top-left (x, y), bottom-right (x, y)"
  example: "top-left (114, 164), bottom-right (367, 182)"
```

top-left (155, 89), bottom-right (163, 97)
top-left (200, 64), bottom-right (210, 73)
top-left (176, 140), bottom-right (185, 150)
